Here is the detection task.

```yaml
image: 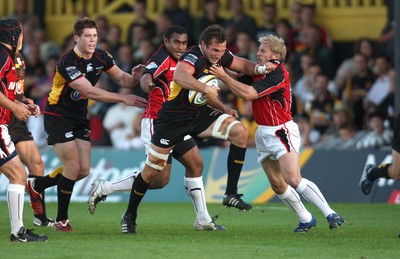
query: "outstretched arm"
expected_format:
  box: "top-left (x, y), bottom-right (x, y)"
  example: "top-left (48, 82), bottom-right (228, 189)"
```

top-left (107, 64), bottom-right (145, 88)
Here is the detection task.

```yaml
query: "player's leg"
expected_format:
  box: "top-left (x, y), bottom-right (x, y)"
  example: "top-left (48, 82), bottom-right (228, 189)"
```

top-left (261, 158), bottom-right (315, 232)
top-left (360, 115), bottom-right (400, 194)
top-left (15, 140), bottom-right (54, 226)
top-left (52, 139), bottom-right (90, 232)
top-left (174, 137), bottom-right (225, 230)
top-left (197, 113), bottom-right (251, 210)
top-left (1, 152), bottom-right (48, 242)
top-left (121, 143), bottom-right (172, 233)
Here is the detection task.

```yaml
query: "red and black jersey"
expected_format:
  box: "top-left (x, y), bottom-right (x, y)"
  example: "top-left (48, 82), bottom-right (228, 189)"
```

top-left (161, 45), bottom-right (234, 118)
top-left (0, 44), bottom-right (18, 124)
top-left (250, 60), bottom-right (293, 126)
top-left (45, 47), bottom-right (115, 117)
top-left (142, 44), bottom-right (177, 119)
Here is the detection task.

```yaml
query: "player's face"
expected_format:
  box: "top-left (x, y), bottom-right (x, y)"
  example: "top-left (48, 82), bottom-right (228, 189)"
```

top-left (201, 39), bottom-right (226, 65)
top-left (256, 43), bottom-right (279, 65)
top-left (165, 32), bottom-right (188, 60)
top-left (75, 28), bottom-right (98, 57)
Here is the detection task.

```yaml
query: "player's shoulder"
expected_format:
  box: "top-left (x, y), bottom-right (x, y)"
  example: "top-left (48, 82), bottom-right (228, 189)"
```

top-left (180, 46), bottom-right (203, 66)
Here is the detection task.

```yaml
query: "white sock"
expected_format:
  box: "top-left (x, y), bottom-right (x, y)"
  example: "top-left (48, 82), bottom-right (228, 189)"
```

top-left (184, 176), bottom-right (212, 223)
top-left (102, 171), bottom-right (139, 195)
top-left (296, 178), bottom-right (335, 217)
top-left (277, 185), bottom-right (312, 223)
top-left (7, 184), bottom-right (25, 235)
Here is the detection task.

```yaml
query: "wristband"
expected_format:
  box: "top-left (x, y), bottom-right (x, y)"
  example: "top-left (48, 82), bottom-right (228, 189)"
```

top-left (254, 64), bottom-right (266, 75)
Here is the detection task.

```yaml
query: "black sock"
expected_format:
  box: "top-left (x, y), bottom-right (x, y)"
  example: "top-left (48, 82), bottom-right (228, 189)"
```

top-left (367, 163), bottom-right (391, 181)
top-left (28, 175), bottom-right (48, 219)
top-left (125, 173), bottom-right (150, 221)
top-left (34, 174), bottom-right (62, 193)
top-left (56, 175), bottom-right (75, 222)
top-left (225, 144), bottom-right (246, 195)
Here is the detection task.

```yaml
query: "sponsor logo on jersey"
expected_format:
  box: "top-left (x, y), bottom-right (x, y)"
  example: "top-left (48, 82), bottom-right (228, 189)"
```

top-left (183, 53), bottom-right (198, 66)
top-left (146, 61), bottom-right (158, 70)
top-left (66, 66), bottom-right (81, 80)
top-left (65, 131), bottom-right (74, 138)
top-left (86, 63), bottom-right (93, 73)
top-left (70, 90), bottom-right (82, 101)
top-left (160, 138), bottom-right (170, 145)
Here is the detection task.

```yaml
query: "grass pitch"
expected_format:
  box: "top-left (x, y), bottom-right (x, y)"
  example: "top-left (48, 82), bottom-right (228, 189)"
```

top-left (0, 202), bottom-right (399, 258)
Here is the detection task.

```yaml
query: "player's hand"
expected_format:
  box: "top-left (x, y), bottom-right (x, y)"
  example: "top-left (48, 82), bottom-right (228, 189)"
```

top-left (209, 65), bottom-right (227, 80)
top-left (12, 102), bottom-right (31, 121)
top-left (204, 85), bottom-right (219, 102)
top-left (224, 107), bottom-right (239, 118)
top-left (142, 81), bottom-right (155, 93)
top-left (27, 104), bottom-right (41, 117)
top-left (122, 94), bottom-right (148, 109)
top-left (131, 64), bottom-right (145, 82)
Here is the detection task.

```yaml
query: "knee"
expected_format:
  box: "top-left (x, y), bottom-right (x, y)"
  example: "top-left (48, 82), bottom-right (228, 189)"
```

top-left (229, 124), bottom-right (248, 147)
top-left (284, 175), bottom-right (301, 188)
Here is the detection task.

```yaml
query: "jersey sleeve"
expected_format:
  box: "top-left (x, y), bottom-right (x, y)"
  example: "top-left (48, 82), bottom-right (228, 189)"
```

top-left (251, 68), bottom-right (286, 97)
top-left (143, 48), bottom-right (169, 79)
top-left (220, 50), bottom-right (234, 67)
top-left (56, 57), bottom-right (83, 84)
top-left (100, 50), bottom-right (116, 71)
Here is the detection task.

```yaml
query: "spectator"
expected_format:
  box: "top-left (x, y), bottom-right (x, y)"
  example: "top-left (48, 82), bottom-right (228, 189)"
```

top-left (128, 23), bottom-right (152, 51)
top-left (234, 31), bottom-right (257, 61)
top-left (126, 0), bottom-right (156, 44)
top-left (355, 110), bottom-right (393, 149)
top-left (225, 0), bottom-right (258, 40)
top-left (294, 113), bottom-right (320, 148)
top-left (194, 0), bottom-right (226, 39)
top-left (275, 18), bottom-right (291, 49)
top-left (335, 37), bottom-right (376, 92)
top-left (289, 0), bottom-right (302, 29)
top-left (288, 3), bottom-right (332, 55)
top-left (256, 3), bottom-right (277, 39)
top-left (341, 53), bottom-right (376, 130)
top-left (153, 11), bottom-right (174, 46)
top-left (105, 24), bottom-right (123, 60)
top-left (95, 16), bottom-right (109, 43)
top-left (163, 0), bottom-right (194, 44)
top-left (364, 54), bottom-right (392, 114)
top-left (103, 88), bottom-right (144, 150)
top-left (292, 54), bottom-right (315, 108)
top-left (309, 73), bottom-right (335, 134)
top-left (315, 102), bottom-right (365, 150)
top-left (291, 24), bottom-right (336, 81)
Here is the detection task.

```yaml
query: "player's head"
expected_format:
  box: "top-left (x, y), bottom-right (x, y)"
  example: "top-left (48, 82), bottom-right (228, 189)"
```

top-left (163, 25), bottom-right (188, 60)
top-left (73, 17), bottom-right (98, 56)
top-left (257, 35), bottom-right (286, 65)
top-left (0, 19), bottom-right (23, 53)
top-left (199, 24), bottom-right (227, 65)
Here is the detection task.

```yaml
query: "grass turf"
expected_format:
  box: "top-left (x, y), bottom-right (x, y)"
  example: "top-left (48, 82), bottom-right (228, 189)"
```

top-left (0, 202), bottom-right (399, 258)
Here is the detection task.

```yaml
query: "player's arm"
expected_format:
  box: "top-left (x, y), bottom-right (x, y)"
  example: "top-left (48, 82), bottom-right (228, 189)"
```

top-left (140, 73), bottom-right (154, 93)
top-left (70, 77), bottom-right (147, 108)
top-left (207, 98), bottom-right (238, 118)
top-left (174, 61), bottom-right (219, 101)
top-left (228, 55), bottom-right (273, 76)
top-left (106, 64), bottom-right (145, 88)
top-left (0, 92), bottom-right (30, 121)
top-left (210, 65), bottom-right (259, 101)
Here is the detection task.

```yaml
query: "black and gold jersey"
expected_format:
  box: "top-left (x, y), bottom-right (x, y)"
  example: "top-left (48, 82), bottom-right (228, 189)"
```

top-left (45, 47), bottom-right (115, 117)
top-left (161, 45), bottom-right (233, 117)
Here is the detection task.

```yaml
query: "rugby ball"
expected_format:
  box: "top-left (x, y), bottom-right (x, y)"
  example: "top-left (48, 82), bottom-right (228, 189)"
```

top-left (188, 75), bottom-right (222, 105)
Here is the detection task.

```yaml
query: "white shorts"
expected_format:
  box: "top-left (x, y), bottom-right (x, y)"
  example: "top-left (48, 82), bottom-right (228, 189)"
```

top-left (255, 120), bottom-right (300, 163)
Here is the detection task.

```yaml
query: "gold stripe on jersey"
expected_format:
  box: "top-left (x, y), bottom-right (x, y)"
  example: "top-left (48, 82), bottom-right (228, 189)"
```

top-left (48, 68), bottom-right (67, 105)
top-left (168, 81), bottom-right (182, 101)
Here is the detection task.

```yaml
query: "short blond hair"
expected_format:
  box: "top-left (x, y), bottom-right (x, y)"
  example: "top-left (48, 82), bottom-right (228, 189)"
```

top-left (258, 35), bottom-right (287, 60)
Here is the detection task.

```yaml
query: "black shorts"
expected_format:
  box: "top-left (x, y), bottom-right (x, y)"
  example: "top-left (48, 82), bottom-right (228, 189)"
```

top-left (172, 136), bottom-right (197, 159)
top-left (152, 107), bottom-right (221, 148)
top-left (44, 113), bottom-right (91, 145)
top-left (9, 114), bottom-right (33, 144)
top-left (392, 113), bottom-right (400, 153)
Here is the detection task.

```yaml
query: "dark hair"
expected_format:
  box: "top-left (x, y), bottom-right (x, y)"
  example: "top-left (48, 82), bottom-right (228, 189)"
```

top-left (199, 24), bottom-right (227, 46)
top-left (353, 37), bottom-right (374, 54)
top-left (73, 17), bottom-right (97, 37)
top-left (164, 25), bottom-right (187, 40)
top-left (0, 19), bottom-right (22, 52)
